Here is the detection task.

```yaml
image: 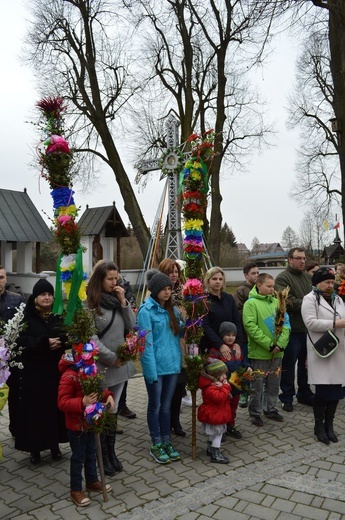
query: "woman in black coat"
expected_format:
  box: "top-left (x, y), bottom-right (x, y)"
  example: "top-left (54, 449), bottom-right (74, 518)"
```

top-left (199, 266), bottom-right (243, 356)
top-left (14, 279), bottom-right (68, 464)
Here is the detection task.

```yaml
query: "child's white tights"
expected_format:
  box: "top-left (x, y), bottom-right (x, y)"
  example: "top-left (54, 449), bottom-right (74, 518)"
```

top-left (208, 433), bottom-right (222, 448)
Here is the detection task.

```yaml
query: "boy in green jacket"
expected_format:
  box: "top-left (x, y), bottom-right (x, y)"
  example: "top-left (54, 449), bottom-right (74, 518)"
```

top-left (243, 273), bottom-right (290, 427)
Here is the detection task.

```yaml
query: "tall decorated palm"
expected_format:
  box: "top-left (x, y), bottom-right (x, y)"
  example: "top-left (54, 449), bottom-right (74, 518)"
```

top-left (36, 97), bottom-right (111, 500)
top-left (180, 131), bottom-right (215, 459)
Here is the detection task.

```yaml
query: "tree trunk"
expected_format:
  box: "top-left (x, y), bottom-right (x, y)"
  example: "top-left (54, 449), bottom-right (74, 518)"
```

top-left (208, 149), bottom-right (223, 265)
top-left (328, 1), bottom-right (345, 243)
top-left (208, 45), bottom-right (228, 265)
top-left (94, 122), bottom-right (151, 258)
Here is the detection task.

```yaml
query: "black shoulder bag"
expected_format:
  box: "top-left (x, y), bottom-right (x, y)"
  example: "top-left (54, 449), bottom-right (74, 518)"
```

top-left (307, 303), bottom-right (339, 358)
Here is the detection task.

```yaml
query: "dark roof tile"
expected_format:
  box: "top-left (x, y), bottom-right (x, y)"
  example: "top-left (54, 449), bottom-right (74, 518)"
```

top-left (0, 189), bottom-right (52, 242)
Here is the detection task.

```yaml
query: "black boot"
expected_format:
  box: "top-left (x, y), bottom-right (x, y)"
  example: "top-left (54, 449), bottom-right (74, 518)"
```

top-left (170, 383), bottom-right (186, 436)
top-left (313, 404), bottom-right (330, 445)
top-left (100, 433), bottom-right (116, 476)
top-left (210, 446), bottom-right (229, 464)
top-left (106, 431), bottom-right (123, 473)
top-left (30, 451), bottom-right (41, 464)
top-left (206, 441), bottom-right (212, 456)
top-left (325, 400), bottom-right (339, 443)
top-left (50, 446), bottom-right (62, 460)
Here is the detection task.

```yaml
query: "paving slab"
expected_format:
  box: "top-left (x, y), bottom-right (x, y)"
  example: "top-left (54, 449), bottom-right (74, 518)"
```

top-left (1, 374), bottom-right (345, 520)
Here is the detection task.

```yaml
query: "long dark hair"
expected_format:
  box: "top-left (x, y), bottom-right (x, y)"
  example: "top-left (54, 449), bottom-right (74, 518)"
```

top-left (87, 261), bottom-right (119, 315)
top-left (160, 296), bottom-right (180, 335)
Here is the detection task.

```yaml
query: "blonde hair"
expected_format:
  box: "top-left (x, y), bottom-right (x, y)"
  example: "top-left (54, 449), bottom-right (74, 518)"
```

top-left (203, 266), bottom-right (226, 291)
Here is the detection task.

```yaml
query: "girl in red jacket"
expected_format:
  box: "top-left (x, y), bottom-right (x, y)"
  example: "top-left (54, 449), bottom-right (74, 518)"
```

top-left (58, 352), bottom-right (114, 507)
top-left (198, 358), bottom-right (231, 464)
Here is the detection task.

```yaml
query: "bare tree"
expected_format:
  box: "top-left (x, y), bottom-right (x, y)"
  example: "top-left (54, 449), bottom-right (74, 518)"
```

top-left (288, 29), bottom-right (340, 212)
top-left (251, 236), bottom-right (260, 251)
top-left (286, 0), bottom-right (345, 241)
top-left (124, 0), bottom-right (281, 263)
top-left (25, 0), bottom-right (151, 256)
top-left (299, 207), bottom-right (333, 260)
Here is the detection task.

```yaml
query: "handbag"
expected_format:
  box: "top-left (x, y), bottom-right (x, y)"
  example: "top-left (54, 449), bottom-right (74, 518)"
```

top-left (307, 303), bottom-right (339, 358)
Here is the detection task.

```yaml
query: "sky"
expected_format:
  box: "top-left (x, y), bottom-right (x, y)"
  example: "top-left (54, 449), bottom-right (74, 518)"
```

top-left (0, 0), bottom-right (339, 250)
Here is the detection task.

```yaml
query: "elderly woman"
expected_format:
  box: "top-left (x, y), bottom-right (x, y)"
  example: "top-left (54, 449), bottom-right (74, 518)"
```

top-left (14, 279), bottom-right (68, 464)
top-left (301, 267), bottom-right (345, 445)
top-left (87, 261), bottom-right (136, 476)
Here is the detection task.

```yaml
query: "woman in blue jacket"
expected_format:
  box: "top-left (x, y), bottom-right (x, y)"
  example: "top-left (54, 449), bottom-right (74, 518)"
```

top-left (137, 269), bottom-right (183, 464)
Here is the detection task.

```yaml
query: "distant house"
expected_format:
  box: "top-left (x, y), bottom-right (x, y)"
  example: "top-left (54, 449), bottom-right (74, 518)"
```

top-left (249, 242), bottom-right (286, 267)
top-left (236, 243), bottom-right (250, 256)
top-left (251, 242), bottom-right (284, 255)
top-left (0, 188), bottom-right (52, 274)
top-left (322, 230), bottom-right (344, 265)
top-left (78, 202), bottom-right (130, 275)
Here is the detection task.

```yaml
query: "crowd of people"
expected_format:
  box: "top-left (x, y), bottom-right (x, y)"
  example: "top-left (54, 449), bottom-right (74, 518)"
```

top-left (1, 248), bottom-right (345, 507)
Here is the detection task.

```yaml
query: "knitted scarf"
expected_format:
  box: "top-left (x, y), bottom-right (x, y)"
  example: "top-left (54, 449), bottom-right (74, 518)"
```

top-left (100, 292), bottom-right (122, 311)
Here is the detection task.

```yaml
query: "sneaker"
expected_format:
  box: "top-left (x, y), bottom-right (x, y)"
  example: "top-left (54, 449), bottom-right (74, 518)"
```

top-left (226, 425), bottom-right (242, 439)
top-left (282, 403), bottom-right (293, 412)
top-left (264, 409), bottom-right (284, 422)
top-left (239, 394), bottom-right (248, 408)
top-left (251, 415), bottom-right (264, 427)
top-left (162, 441), bottom-right (181, 461)
top-left (86, 481), bottom-right (112, 492)
top-left (182, 395), bottom-right (193, 407)
top-left (150, 443), bottom-right (170, 464)
top-left (70, 490), bottom-right (91, 507)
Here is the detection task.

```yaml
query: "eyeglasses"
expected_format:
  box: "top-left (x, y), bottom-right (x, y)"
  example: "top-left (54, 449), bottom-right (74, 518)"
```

top-left (291, 256), bottom-right (306, 261)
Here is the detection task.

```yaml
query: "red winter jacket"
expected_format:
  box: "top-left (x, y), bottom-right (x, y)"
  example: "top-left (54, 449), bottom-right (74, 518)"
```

top-left (197, 373), bottom-right (232, 425)
top-left (58, 355), bottom-right (112, 431)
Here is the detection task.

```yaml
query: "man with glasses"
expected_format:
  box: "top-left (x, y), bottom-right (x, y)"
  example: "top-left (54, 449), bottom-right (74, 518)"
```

top-left (275, 248), bottom-right (313, 412)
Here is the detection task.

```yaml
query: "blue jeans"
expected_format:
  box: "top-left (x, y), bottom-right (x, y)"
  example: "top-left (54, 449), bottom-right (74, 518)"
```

top-left (68, 430), bottom-right (98, 491)
top-left (279, 332), bottom-right (312, 404)
top-left (145, 374), bottom-right (179, 444)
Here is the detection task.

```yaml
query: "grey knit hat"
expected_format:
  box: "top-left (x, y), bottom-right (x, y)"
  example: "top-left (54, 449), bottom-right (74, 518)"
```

top-left (219, 321), bottom-right (237, 338)
top-left (146, 268), bottom-right (172, 298)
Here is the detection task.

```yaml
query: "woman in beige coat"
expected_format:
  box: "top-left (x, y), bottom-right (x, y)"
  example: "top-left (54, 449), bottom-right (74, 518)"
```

top-left (301, 267), bottom-right (345, 444)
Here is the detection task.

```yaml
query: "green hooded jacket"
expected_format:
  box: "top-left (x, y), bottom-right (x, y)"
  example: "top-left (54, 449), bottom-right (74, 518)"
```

top-left (243, 286), bottom-right (291, 360)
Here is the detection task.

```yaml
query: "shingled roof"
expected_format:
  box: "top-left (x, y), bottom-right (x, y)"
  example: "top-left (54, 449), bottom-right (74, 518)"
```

top-left (78, 203), bottom-right (130, 238)
top-left (0, 188), bottom-right (52, 242)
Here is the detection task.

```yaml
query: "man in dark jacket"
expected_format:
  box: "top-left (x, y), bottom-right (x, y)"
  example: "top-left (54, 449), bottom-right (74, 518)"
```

top-left (275, 248), bottom-right (313, 412)
top-left (0, 266), bottom-right (24, 323)
top-left (0, 266), bottom-right (25, 438)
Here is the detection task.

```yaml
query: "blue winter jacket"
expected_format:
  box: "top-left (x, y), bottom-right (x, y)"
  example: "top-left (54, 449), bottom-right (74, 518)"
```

top-left (137, 296), bottom-right (183, 384)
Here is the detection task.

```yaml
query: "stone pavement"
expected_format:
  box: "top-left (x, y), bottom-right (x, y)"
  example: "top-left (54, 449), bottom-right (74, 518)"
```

top-left (1, 374), bottom-right (345, 520)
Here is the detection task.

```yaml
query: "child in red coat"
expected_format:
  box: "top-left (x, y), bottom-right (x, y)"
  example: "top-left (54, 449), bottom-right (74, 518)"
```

top-left (58, 351), bottom-right (115, 507)
top-left (197, 358), bottom-right (231, 464)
